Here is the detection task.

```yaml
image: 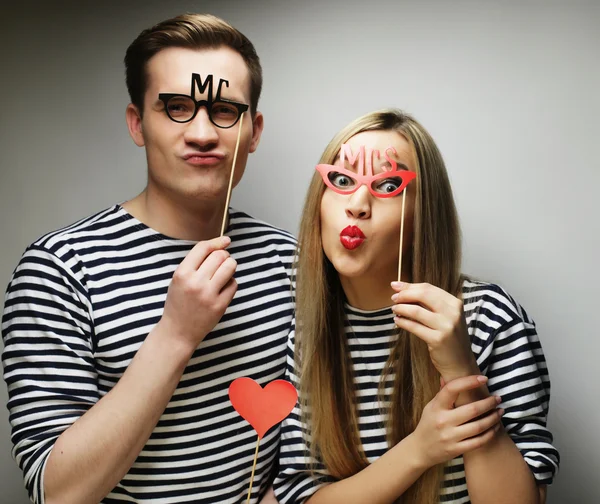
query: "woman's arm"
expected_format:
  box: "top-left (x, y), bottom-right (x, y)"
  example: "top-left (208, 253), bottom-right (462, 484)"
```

top-left (306, 433), bottom-right (426, 504)
top-left (307, 376), bottom-right (501, 504)
top-left (392, 282), bottom-right (557, 504)
top-left (462, 429), bottom-right (541, 504)
top-left (259, 486), bottom-right (279, 504)
top-left (446, 381), bottom-right (542, 504)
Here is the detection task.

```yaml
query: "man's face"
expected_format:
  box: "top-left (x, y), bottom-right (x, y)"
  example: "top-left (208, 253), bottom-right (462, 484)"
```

top-left (128, 46), bottom-right (263, 206)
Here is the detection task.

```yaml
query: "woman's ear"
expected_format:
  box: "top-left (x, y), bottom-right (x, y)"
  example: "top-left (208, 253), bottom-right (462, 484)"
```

top-left (126, 103), bottom-right (145, 147)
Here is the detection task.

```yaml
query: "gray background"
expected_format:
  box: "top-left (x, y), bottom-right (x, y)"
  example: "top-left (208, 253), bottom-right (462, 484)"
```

top-left (1, 0), bottom-right (598, 502)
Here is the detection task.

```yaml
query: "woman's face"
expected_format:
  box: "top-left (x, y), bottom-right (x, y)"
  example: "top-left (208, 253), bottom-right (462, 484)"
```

top-left (320, 129), bottom-right (416, 283)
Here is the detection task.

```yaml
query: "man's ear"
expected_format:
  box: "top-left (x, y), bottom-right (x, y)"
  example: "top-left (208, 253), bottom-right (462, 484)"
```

top-left (126, 103), bottom-right (145, 147)
top-left (248, 111), bottom-right (264, 153)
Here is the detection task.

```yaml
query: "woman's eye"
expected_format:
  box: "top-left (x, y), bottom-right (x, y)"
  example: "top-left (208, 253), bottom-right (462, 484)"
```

top-left (329, 172), bottom-right (355, 189)
top-left (374, 177), bottom-right (403, 194)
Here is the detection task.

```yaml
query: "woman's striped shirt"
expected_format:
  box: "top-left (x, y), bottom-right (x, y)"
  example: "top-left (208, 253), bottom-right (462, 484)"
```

top-left (274, 279), bottom-right (559, 503)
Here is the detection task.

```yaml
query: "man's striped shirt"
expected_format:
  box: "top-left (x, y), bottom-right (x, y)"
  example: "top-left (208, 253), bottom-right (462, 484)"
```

top-left (2, 204), bottom-right (296, 503)
top-left (274, 279), bottom-right (559, 503)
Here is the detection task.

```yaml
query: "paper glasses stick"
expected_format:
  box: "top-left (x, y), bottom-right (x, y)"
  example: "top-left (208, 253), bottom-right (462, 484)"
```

top-left (398, 188), bottom-right (407, 282)
top-left (220, 112), bottom-right (245, 237)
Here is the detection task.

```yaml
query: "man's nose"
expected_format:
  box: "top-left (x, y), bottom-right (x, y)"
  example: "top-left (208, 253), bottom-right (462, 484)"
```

top-left (183, 107), bottom-right (219, 147)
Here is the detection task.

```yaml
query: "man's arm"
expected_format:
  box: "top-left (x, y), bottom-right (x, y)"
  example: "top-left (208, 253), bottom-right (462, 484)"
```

top-left (3, 237), bottom-right (236, 504)
top-left (44, 236), bottom-right (237, 504)
top-left (44, 324), bottom-right (193, 504)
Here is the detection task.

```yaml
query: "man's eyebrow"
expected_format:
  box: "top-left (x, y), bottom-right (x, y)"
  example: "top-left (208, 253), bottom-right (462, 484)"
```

top-left (215, 92), bottom-right (247, 103)
top-left (151, 98), bottom-right (166, 109)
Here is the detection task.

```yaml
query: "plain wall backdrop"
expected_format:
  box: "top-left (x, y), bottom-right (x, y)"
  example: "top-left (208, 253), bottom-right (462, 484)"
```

top-left (1, 0), bottom-right (598, 502)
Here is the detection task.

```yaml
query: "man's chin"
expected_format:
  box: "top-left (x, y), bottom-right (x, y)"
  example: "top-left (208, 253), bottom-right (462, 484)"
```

top-left (178, 169), bottom-right (245, 201)
top-left (162, 184), bottom-right (227, 209)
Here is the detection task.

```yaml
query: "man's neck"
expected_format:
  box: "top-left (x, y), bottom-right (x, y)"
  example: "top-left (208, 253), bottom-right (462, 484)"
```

top-left (122, 187), bottom-right (228, 241)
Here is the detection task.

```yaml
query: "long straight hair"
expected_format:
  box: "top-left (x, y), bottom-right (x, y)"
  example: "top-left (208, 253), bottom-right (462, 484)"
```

top-left (295, 109), bottom-right (462, 503)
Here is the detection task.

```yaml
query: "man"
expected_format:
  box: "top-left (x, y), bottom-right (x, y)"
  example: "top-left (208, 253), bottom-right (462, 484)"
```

top-left (2, 13), bottom-right (294, 504)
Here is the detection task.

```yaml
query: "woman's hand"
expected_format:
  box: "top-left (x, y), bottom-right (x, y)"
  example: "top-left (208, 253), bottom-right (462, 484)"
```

top-left (391, 281), bottom-right (479, 382)
top-left (411, 375), bottom-right (503, 468)
top-left (258, 486), bottom-right (279, 504)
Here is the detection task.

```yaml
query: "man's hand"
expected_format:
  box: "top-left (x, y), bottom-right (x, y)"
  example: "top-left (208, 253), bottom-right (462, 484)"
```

top-left (159, 236), bottom-right (238, 353)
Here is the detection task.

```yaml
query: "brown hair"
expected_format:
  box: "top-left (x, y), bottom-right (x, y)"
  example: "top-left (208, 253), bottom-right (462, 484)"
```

top-left (296, 109), bottom-right (463, 503)
top-left (124, 13), bottom-right (262, 115)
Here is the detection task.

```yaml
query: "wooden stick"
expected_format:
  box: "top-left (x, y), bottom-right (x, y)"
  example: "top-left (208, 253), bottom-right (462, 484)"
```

top-left (220, 113), bottom-right (245, 237)
top-left (246, 436), bottom-right (260, 504)
top-left (397, 187), bottom-right (407, 282)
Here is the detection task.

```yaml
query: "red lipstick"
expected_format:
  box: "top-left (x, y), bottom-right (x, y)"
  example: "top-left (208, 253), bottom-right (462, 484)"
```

top-left (340, 225), bottom-right (366, 250)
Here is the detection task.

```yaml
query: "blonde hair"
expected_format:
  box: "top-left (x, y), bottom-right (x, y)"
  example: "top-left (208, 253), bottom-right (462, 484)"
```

top-left (296, 109), bottom-right (462, 503)
top-left (124, 13), bottom-right (262, 115)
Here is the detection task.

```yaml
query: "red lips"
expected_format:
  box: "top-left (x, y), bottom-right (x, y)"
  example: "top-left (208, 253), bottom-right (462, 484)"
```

top-left (340, 225), bottom-right (365, 250)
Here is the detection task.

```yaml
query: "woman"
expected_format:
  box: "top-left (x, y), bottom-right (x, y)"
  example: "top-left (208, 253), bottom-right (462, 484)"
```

top-left (272, 109), bottom-right (559, 503)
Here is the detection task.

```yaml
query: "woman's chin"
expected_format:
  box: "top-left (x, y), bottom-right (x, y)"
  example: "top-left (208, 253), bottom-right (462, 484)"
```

top-left (330, 257), bottom-right (370, 280)
top-left (331, 256), bottom-right (398, 288)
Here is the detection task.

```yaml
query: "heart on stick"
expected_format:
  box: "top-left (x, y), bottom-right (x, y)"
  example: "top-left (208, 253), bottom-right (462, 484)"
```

top-left (229, 377), bottom-right (298, 439)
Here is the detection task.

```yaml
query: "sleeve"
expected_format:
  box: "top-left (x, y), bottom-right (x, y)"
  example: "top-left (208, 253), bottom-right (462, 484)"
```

top-left (472, 285), bottom-right (560, 485)
top-left (277, 233), bottom-right (297, 293)
top-left (273, 324), bottom-right (330, 504)
top-left (1, 245), bottom-right (98, 504)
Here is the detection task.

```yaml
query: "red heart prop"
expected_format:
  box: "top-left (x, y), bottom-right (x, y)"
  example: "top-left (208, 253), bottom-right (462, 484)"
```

top-left (229, 377), bottom-right (298, 439)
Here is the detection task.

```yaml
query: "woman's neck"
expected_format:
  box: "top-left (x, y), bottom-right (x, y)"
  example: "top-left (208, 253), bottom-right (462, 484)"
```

top-left (339, 263), bottom-right (411, 311)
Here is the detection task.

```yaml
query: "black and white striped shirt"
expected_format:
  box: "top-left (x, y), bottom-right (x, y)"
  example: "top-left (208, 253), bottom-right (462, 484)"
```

top-left (2, 204), bottom-right (296, 503)
top-left (274, 280), bottom-right (559, 503)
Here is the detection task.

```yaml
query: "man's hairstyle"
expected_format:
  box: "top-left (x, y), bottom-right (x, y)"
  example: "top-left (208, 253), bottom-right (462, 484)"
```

top-left (124, 13), bottom-right (262, 116)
